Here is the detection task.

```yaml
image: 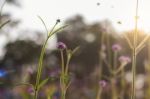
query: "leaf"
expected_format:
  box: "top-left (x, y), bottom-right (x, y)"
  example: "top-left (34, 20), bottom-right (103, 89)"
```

top-left (123, 33), bottom-right (133, 49)
top-left (49, 25), bottom-right (68, 37)
top-left (72, 46), bottom-right (80, 55)
top-left (38, 78), bottom-right (49, 90)
top-left (14, 83), bottom-right (33, 87)
top-left (37, 16), bottom-right (49, 37)
top-left (0, 20), bottom-right (11, 29)
top-left (136, 35), bottom-right (150, 50)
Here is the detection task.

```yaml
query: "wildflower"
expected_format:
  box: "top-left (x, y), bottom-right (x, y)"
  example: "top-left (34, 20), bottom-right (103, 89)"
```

top-left (26, 67), bottom-right (34, 75)
top-left (119, 56), bottom-right (131, 64)
top-left (99, 80), bottom-right (107, 88)
top-left (57, 42), bottom-right (67, 50)
top-left (0, 69), bottom-right (7, 77)
top-left (27, 87), bottom-right (34, 95)
top-left (112, 44), bottom-right (122, 51)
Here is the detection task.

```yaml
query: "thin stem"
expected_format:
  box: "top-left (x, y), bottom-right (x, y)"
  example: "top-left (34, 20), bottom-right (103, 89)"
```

top-left (96, 87), bottom-right (102, 99)
top-left (131, 0), bottom-right (139, 99)
top-left (33, 90), bottom-right (38, 99)
top-left (65, 56), bottom-right (71, 75)
top-left (121, 69), bottom-right (125, 99)
top-left (60, 50), bottom-right (65, 75)
top-left (113, 52), bottom-right (117, 70)
top-left (34, 38), bottom-right (49, 99)
top-left (131, 48), bottom-right (137, 99)
top-left (111, 72), bottom-right (118, 99)
top-left (60, 50), bottom-right (66, 99)
top-left (99, 32), bottom-right (105, 78)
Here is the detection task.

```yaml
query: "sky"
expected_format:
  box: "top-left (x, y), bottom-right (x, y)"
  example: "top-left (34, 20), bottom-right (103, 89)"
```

top-left (3, 0), bottom-right (150, 33)
top-left (0, 0), bottom-right (150, 58)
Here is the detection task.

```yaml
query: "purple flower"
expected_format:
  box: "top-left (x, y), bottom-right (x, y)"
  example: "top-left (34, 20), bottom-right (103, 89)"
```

top-left (57, 42), bottom-right (67, 50)
top-left (112, 44), bottom-right (122, 51)
top-left (99, 80), bottom-right (107, 88)
top-left (119, 56), bottom-right (131, 64)
top-left (26, 67), bottom-right (34, 75)
top-left (27, 87), bottom-right (34, 95)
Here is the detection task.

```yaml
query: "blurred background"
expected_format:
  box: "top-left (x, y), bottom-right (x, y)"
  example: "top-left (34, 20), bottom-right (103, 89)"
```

top-left (0, 0), bottom-right (150, 99)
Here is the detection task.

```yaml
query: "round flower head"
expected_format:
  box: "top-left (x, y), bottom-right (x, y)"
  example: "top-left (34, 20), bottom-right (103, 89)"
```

top-left (57, 42), bottom-right (67, 50)
top-left (112, 44), bottom-right (122, 51)
top-left (119, 56), bottom-right (131, 64)
top-left (26, 67), bottom-right (34, 75)
top-left (27, 87), bottom-right (34, 95)
top-left (99, 80), bottom-right (107, 88)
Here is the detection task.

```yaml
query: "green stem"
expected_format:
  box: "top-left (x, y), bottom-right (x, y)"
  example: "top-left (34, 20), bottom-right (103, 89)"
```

top-left (60, 50), bottom-right (65, 76)
top-left (111, 74), bottom-right (118, 99)
top-left (34, 38), bottom-right (49, 99)
top-left (60, 50), bottom-right (66, 99)
top-left (113, 52), bottom-right (117, 70)
top-left (65, 57), bottom-right (71, 75)
top-left (96, 87), bottom-right (102, 99)
top-left (121, 69), bottom-right (125, 99)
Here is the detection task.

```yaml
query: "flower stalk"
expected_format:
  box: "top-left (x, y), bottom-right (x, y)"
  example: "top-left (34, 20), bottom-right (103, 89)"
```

top-left (131, 0), bottom-right (138, 99)
top-left (33, 18), bottom-right (66, 99)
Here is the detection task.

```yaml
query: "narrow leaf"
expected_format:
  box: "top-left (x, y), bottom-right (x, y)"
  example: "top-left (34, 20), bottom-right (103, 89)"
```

top-left (72, 46), bottom-right (80, 55)
top-left (14, 83), bottom-right (33, 87)
top-left (49, 25), bottom-right (68, 37)
top-left (0, 20), bottom-right (10, 29)
top-left (37, 16), bottom-right (49, 37)
top-left (137, 36), bottom-right (149, 50)
top-left (123, 34), bottom-right (133, 49)
top-left (38, 78), bottom-right (49, 90)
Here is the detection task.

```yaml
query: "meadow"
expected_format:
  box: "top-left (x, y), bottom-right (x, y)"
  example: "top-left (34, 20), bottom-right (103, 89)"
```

top-left (0, 0), bottom-right (150, 99)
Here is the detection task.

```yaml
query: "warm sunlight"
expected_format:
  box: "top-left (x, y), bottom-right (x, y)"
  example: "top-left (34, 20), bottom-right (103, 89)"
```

top-left (1, 0), bottom-right (150, 99)
top-left (5, 0), bottom-right (150, 33)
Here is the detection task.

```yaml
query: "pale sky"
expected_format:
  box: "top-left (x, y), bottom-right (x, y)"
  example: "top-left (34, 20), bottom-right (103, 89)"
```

top-left (3, 0), bottom-right (150, 33)
top-left (0, 0), bottom-right (150, 58)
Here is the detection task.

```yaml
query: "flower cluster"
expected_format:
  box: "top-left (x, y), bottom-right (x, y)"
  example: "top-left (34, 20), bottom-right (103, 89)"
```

top-left (119, 56), bottom-right (131, 64)
top-left (112, 44), bottom-right (122, 52)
